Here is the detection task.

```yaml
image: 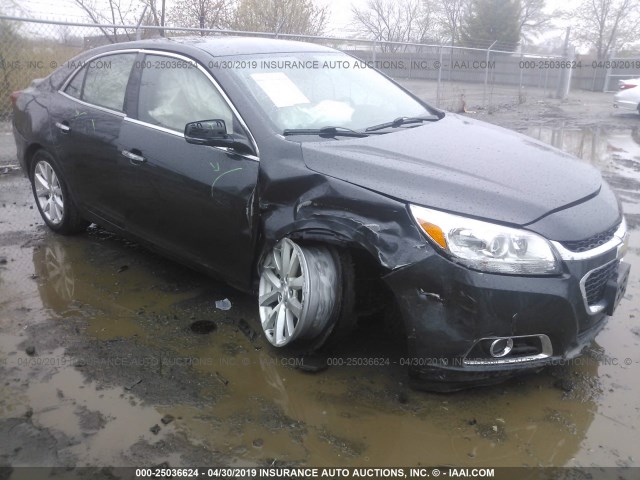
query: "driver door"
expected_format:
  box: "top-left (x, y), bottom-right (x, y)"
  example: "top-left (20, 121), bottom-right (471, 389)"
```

top-left (116, 53), bottom-right (259, 287)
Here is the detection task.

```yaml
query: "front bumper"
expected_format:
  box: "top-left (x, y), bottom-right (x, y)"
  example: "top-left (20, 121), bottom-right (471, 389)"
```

top-left (383, 234), bottom-right (629, 391)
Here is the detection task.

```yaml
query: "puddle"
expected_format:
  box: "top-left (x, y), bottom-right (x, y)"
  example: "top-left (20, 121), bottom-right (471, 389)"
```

top-left (1, 124), bottom-right (640, 469)
top-left (524, 124), bottom-right (640, 223)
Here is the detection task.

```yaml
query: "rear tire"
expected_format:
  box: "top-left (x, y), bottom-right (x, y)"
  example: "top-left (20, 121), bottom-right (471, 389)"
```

top-left (30, 150), bottom-right (89, 235)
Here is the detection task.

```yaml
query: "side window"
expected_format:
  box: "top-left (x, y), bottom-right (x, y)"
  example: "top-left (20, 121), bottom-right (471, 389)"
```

top-left (137, 54), bottom-right (236, 133)
top-left (81, 54), bottom-right (136, 112)
top-left (64, 67), bottom-right (86, 99)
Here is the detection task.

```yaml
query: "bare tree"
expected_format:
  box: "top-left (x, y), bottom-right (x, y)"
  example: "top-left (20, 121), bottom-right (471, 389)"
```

top-left (0, 0), bottom-right (25, 15)
top-left (568, 0), bottom-right (640, 60)
top-left (351, 0), bottom-right (436, 49)
top-left (73, 0), bottom-right (141, 42)
top-left (138, 0), bottom-right (169, 37)
top-left (230, 0), bottom-right (329, 36)
top-left (58, 26), bottom-right (84, 47)
top-left (168, 0), bottom-right (233, 34)
top-left (139, 0), bottom-right (161, 26)
top-left (435, 0), bottom-right (469, 46)
top-left (57, 25), bottom-right (73, 45)
top-left (518, 0), bottom-right (550, 42)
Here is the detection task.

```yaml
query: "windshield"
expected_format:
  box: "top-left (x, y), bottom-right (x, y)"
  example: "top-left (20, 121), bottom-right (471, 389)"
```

top-left (226, 52), bottom-right (434, 133)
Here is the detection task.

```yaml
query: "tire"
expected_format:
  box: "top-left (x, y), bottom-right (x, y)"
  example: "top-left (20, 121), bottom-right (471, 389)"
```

top-left (257, 238), bottom-right (355, 352)
top-left (30, 150), bottom-right (89, 235)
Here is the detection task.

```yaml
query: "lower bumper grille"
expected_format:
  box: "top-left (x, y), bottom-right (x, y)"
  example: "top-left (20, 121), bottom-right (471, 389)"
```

top-left (584, 261), bottom-right (618, 306)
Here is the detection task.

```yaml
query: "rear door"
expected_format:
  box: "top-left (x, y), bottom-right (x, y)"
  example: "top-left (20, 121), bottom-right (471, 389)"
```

top-left (51, 52), bottom-right (137, 227)
top-left (116, 52), bottom-right (260, 287)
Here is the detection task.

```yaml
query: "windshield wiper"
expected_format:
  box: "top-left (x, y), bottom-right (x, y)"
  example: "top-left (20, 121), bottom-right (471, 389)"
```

top-left (283, 126), bottom-right (368, 138)
top-left (365, 115), bottom-right (440, 132)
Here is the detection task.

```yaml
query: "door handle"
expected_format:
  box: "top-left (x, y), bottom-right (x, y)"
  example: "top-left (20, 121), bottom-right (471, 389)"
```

top-left (55, 121), bottom-right (70, 133)
top-left (121, 149), bottom-right (146, 164)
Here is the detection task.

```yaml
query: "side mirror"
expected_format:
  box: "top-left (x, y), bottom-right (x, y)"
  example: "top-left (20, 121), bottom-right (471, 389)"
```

top-left (184, 119), bottom-right (254, 155)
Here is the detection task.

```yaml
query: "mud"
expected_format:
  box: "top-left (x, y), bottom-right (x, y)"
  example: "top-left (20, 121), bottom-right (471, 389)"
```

top-left (1, 89), bottom-right (640, 473)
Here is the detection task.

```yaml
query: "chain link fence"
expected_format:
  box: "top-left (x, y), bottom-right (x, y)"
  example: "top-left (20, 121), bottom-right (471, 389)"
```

top-left (2, 16), bottom-right (640, 121)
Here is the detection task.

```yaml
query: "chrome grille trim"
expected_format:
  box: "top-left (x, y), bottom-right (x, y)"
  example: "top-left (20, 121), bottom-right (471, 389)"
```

top-left (551, 218), bottom-right (627, 261)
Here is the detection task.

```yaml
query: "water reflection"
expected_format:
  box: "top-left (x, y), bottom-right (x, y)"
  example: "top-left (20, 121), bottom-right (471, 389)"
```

top-left (525, 124), bottom-right (640, 222)
top-left (525, 124), bottom-right (640, 167)
top-left (27, 232), bottom-right (605, 466)
top-left (35, 242), bottom-right (76, 311)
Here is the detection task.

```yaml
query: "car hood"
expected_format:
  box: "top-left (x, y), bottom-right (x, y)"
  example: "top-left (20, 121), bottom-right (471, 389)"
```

top-left (300, 114), bottom-right (603, 226)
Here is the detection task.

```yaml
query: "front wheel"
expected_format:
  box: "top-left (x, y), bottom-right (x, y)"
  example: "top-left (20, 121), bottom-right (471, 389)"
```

top-left (258, 238), bottom-right (354, 351)
top-left (30, 150), bottom-right (89, 235)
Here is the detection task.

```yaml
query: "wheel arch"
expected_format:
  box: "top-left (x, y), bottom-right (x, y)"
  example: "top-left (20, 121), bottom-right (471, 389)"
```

top-left (251, 174), bottom-right (433, 319)
top-left (255, 218), bottom-right (391, 282)
top-left (26, 147), bottom-right (90, 235)
top-left (24, 143), bottom-right (45, 179)
top-left (26, 146), bottom-right (84, 209)
top-left (256, 205), bottom-right (430, 273)
top-left (254, 213), bottom-right (416, 313)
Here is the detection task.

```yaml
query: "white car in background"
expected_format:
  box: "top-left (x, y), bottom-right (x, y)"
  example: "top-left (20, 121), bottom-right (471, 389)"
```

top-left (613, 78), bottom-right (640, 114)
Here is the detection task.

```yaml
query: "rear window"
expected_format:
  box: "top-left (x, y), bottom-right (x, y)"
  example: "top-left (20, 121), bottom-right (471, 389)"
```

top-left (82, 54), bottom-right (135, 111)
top-left (63, 53), bottom-right (136, 112)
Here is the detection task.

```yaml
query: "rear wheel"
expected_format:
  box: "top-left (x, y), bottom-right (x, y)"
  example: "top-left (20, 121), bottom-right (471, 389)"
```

top-left (30, 150), bottom-right (89, 235)
top-left (258, 238), bottom-right (354, 351)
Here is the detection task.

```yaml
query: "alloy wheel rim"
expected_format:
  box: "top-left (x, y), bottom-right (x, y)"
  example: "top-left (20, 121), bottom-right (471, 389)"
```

top-left (34, 160), bottom-right (64, 225)
top-left (258, 238), bottom-right (309, 346)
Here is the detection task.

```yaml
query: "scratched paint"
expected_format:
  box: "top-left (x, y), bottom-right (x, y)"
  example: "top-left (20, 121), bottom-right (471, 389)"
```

top-left (209, 161), bottom-right (243, 194)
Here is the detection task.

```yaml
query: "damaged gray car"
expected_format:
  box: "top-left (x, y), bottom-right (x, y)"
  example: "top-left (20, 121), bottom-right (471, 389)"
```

top-left (11, 37), bottom-right (630, 391)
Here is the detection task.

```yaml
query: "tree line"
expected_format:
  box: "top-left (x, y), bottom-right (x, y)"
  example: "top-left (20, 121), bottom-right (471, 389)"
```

top-left (71, 0), bottom-right (328, 38)
top-left (63, 0), bottom-right (640, 58)
top-left (351, 0), bottom-right (639, 58)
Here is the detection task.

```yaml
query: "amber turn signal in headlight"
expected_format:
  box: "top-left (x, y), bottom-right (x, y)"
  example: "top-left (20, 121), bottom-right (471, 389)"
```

top-left (410, 205), bottom-right (560, 275)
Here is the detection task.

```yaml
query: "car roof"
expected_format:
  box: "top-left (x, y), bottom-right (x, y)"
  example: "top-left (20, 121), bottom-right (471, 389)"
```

top-left (173, 36), bottom-right (336, 56)
top-left (96, 36), bottom-right (338, 57)
top-left (48, 36), bottom-right (340, 90)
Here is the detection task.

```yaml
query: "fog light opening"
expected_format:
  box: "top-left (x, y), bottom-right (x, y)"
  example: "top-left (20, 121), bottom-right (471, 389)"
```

top-left (489, 337), bottom-right (514, 358)
top-left (464, 334), bottom-right (552, 365)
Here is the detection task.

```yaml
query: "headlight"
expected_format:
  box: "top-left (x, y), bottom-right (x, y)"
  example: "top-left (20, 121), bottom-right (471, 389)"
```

top-left (410, 205), bottom-right (560, 275)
